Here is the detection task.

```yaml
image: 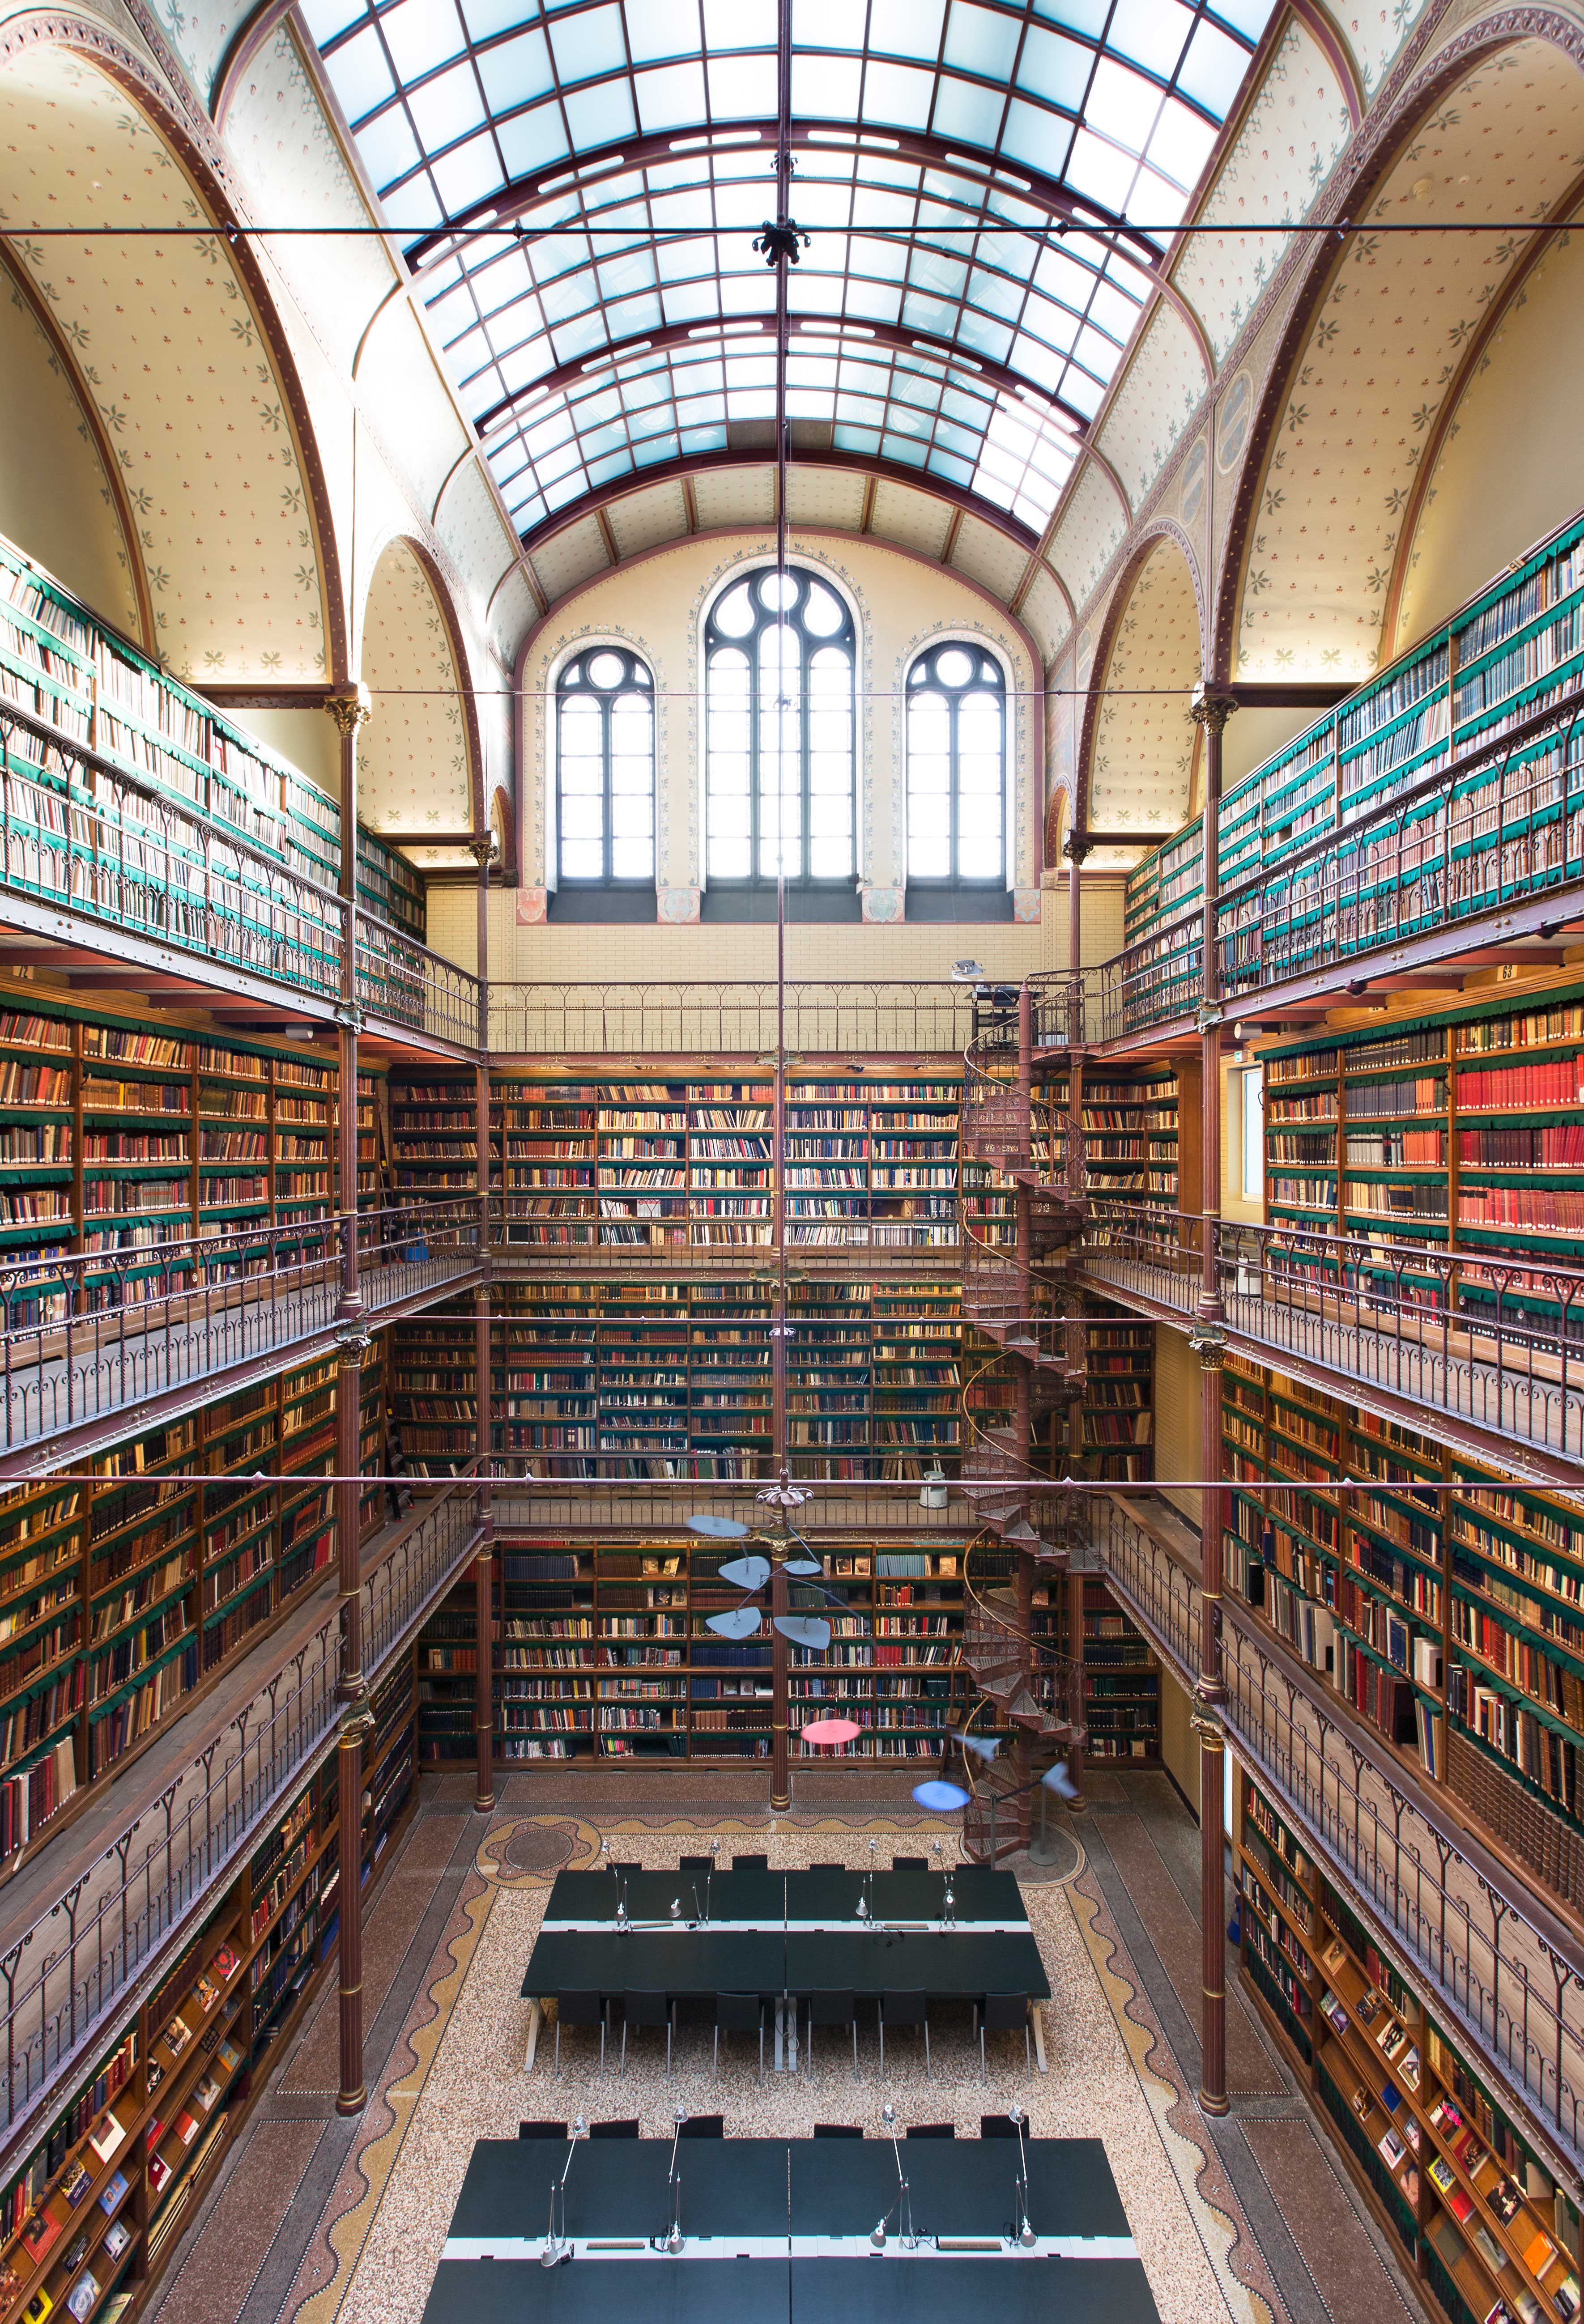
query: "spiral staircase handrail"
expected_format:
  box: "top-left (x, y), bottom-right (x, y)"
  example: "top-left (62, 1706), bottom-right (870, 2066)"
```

top-left (961, 1525), bottom-right (1085, 1700)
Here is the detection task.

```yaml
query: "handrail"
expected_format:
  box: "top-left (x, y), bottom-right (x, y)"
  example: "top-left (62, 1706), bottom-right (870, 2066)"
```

top-left (0, 1199), bottom-right (486, 1459)
top-left (1094, 1490), bottom-right (1584, 2179)
top-left (489, 978), bottom-right (975, 1058)
top-left (0, 1479), bottom-right (481, 2160)
top-left (1079, 1202), bottom-right (1584, 1466)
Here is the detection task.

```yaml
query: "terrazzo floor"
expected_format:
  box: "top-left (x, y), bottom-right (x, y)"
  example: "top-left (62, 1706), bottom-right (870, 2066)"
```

top-left (144, 1767), bottom-right (1422, 2324)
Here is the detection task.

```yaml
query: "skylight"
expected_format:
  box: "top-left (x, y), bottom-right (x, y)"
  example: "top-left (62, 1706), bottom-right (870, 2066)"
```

top-left (307, 0), bottom-right (1273, 544)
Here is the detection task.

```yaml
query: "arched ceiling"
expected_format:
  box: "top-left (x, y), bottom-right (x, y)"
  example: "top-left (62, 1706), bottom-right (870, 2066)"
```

top-left (0, 44), bottom-right (335, 682)
top-left (1234, 36), bottom-right (1584, 681)
top-left (1086, 533), bottom-right (1200, 856)
top-left (358, 537), bottom-right (476, 864)
top-left (306, 0), bottom-right (1276, 566)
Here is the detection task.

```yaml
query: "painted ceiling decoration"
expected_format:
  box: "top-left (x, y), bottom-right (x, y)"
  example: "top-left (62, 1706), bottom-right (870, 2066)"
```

top-left (358, 537), bottom-right (476, 863)
top-left (0, 46), bottom-right (333, 683)
top-left (307, 0), bottom-right (1277, 566)
top-left (1086, 533), bottom-right (1200, 857)
top-left (1235, 38), bottom-right (1584, 680)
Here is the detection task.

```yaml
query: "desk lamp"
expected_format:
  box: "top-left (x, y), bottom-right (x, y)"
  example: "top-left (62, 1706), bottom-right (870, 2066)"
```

top-left (665, 2107), bottom-right (688, 2254)
top-left (1009, 2107), bottom-right (1035, 2248)
top-left (870, 2103), bottom-right (918, 2251)
top-left (541, 2118), bottom-right (587, 2267)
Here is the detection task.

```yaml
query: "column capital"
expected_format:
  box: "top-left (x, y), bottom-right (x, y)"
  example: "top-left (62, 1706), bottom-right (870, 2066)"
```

top-left (1189, 1703), bottom-right (1226, 1750)
top-left (1061, 830), bottom-right (1091, 865)
top-left (335, 1321), bottom-right (374, 1364)
top-left (468, 832), bottom-right (500, 869)
top-left (1195, 999), bottom-right (1225, 1034)
top-left (1189, 683), bottom-right (1239, 735)
top-left (325, 682), bottom-right (373, 739)
top-left (338, 1699), bottom-right (375, 1742)
top-left (1187, 1319), bottom-right (1226, 1364)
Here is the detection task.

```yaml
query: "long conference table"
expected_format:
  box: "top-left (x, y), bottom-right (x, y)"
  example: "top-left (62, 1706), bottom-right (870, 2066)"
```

top-left (422, 2135), bottom-right (1162, 2322)
top-left (520, 1868), bottom-right (1052, 2072)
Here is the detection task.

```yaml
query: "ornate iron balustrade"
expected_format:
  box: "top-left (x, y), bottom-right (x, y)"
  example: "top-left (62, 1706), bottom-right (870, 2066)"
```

top-left (489, 979), bottom-right (975, 1057)
top-left (1094, 1491), bottom-right (1584, 2182)
top-left (0, 1480), bottom-right (481, 2163)
top-left (1078, 1203), bottom-right (1584, 1466)
top-left (0, 1200), bottom-right (486, 1462)
top-left (355, 919), bottom-right (480, 1047)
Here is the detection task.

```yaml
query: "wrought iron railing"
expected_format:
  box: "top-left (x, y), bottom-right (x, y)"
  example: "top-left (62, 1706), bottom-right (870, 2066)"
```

top-left (0, 1480), bottom-right (481, 2161)
top-left (0, 700), bottom-right (479, 1045)
top-left (1079, 1204), bottom-right (1584, 1464)
top-left (0, 1201), bottom-right (486, 1461)
top-left (1094, 1491), bottom-right (1584, 2180)
top-left (489, 979), bottom-right (975, 1057)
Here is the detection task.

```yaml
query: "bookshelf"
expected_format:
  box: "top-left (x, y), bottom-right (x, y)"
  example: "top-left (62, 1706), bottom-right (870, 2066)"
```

top-left (1078, 1304), bottom-right (1154, 1483)
top-left (0, 998), bottom-right (377, 1321)
top-left (417, 1531), bottom-right (967, 1767)
top-left (1261, 983), bottom-right (1584, 1326)
top-left (480, 1071), bottom-right (967, 1251)
top-left (0, 1678), bottom-right (418, 2324)
top-left (1081, 1066), bottom-right (1179, 1242)
top-left (392, 1282), bottom-right (975, 1480)
top-left (1222, 1355), bottom-right (1584, 1909)
top-left (0, 531), bottom-right (425, 946)
top-left (0, 1338), bottom-right (384, 1880)
top-left (1237, 1772), bottom-right (1584, 2324)
top-left (1119, 511), bottom-right (1584, 986)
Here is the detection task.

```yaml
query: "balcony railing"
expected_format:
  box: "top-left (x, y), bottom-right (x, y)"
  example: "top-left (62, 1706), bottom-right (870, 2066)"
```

top-left (0, 702), bottom-right (478, 1046)
top-left (0, 1479), bottom-right (481, 2159)
top-left (490, 979), bottom-right (975, 1057)
top-left (1079, 1204), bottom-right (1584, 1466)
top-left (1094, 1492), bottom-right (1584, 2181)
top-left (0, 1200), bottom-right (486, 1462)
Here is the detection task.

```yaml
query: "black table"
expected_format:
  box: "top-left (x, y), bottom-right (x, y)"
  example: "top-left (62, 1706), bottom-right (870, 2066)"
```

top-left (521, 1869), bottom-right (1049, 2067)
top-left (421, 2138), bottom-right (1160, 2324)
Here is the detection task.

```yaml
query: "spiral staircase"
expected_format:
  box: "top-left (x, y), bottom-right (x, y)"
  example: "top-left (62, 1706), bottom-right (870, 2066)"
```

top-left (953, 977), bottom-right (1093, 1861)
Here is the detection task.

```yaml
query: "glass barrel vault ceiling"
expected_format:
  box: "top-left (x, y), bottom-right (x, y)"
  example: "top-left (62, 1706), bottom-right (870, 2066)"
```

top-left (308, 0), bottom-right (1275, 545)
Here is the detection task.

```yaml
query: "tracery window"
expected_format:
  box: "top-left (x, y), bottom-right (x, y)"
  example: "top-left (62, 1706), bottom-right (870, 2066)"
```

top-left (555, 649), bottom-right (654, 884)
top-left (906, 642), bottom-right (1007, 884)
top-left (705, 569), bottom-right (856, 885)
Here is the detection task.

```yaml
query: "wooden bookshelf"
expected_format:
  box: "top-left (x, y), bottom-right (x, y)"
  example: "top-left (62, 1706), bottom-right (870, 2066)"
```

top-left (0, 1340), bottom-right (386, 1883)
top-left (417, 1532), bottom-right (966, 1768)
top-left (475, 1070), bottom-right (967, 1251)
top-left (0, 531), bottom-right (424, 948)
top-left (1237, 1773), bottom-right (1584, 2324)
top-left (1119, 511), bottom-right (1584, 994)
top-left (392, 1281), bottom-right (972, 1482)
top-left (1081, 1066), bottom-right (1179, 1243)
top-left (1222, 1354), bottom-right (1584, 1912)
top-left (0, 1672), bottom-right (418, 2324)
top-left (0, 998), bottom-right (379, 1314)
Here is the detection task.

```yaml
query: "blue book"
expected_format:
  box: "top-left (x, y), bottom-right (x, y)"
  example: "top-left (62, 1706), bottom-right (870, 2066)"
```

top-left (98, 2171), bottom-right (128, 2216)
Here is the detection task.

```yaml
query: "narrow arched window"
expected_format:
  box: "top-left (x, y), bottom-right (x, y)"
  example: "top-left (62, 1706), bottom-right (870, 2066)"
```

top-left (906, 643), bottom-right (1007, 884)
top-left (705, 568), bottom-right (856, 885)
top-left (556, 648), bottom-right (654, 884)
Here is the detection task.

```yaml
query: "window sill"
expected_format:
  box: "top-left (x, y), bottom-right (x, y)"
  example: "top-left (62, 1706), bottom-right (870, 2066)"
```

top-left (700, 884), bottom-right (863, 924)
top-left (546, 887), bottom-right (658, 923)
top-left (904, 886), bottom-right (1014, 922)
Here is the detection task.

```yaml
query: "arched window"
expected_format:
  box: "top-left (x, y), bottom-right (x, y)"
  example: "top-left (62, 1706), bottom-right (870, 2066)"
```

top-left (906, 642), bottom-right (1007, 884)
top-left (556, 648), bottom-right (654, 884)
top-left (705, 567), bottom-right (856, 885)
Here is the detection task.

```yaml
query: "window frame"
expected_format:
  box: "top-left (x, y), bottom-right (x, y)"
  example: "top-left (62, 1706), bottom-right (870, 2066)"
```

top-left (553, 644), bottom-right (656, 889)
top-left (703, 564), bottom-right (859, 891)
top-left (903, 637), bottom-right (1011, 889)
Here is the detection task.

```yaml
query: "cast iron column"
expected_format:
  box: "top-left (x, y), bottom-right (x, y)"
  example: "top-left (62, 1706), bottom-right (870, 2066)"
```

top-left (326, 680), bottom-right (373, 2120)
top-left (471, 836), bottom-right (496, 1812)
top-left (1189, 682), bottom-right (1236, 2118)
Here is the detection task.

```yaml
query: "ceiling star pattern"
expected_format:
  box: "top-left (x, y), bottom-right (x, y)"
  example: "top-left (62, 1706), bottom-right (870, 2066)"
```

top-left (307, 0), bottom-right (1275, 548)
top-left (1089, 536), bottom-right (1201, 840)
top-left (1235, 40), bottom-right (1584, 681)
top-left (0, 48), bottom-right (331, 683)
top-left (358, 539), bottom-right (473, 848)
